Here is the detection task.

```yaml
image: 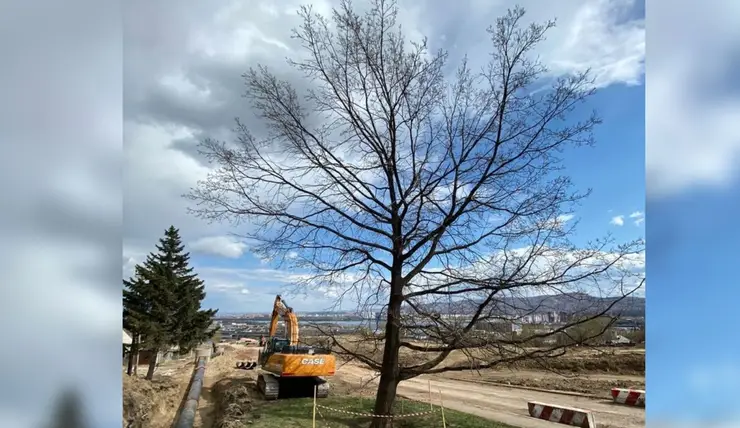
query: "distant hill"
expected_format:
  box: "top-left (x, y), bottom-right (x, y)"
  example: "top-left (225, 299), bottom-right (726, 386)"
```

top-left (411, 292), bottom-right (645, 317)
top-left (217, 293), bottom-right (645, 319)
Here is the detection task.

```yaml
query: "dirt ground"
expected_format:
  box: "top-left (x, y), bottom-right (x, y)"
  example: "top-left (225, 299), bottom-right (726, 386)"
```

top-left (193, 344), bottom-right (260, 428)
top-left (438, 369), bottom-right (645, 395)
top-left (335, 361), bottom-right (645, 428)
top-left (328, 336), bottom-right (645, 395)
top-left (438, 348), bottom-right (645, 395)
top-left (121, 345), bottom-right (268, 428)
top-left (181, 342), bottom-right (645, 428)
top-left (122, 358), bottom-right (195, 428)
top-left (323, 336), bottom-right (645, 375)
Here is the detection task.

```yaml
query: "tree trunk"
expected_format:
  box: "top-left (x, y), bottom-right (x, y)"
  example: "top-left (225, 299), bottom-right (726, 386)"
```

top-left (371, 292), bottom-right (403, 428)
top-left (145, 351), bottom-right (158, 380)
top-left (126, 347), bottom-right (134, 376)
top-left (133, 335), bottom-right (141, 375)
top-left (126, 335), bottom-right (138, 376)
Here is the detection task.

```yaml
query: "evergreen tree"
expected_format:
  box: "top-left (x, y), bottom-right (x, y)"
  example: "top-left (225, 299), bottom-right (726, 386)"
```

top-left (123, 269), bottom-right (147, 377)
top-left (122, 226), bottom-right (218, 380)
top-left (154, 226), bottom-right (218, 352)
top-left (122, 301), bottom-right (140, 376)
top-left (123, 251), bottom-right (178, 379)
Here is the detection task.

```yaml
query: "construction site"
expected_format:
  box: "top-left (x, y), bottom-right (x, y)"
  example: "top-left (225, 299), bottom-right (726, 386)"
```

top-left (123, 296), bottom-right (646, 428)
top-left (120, 0), bottom-right (648, 425)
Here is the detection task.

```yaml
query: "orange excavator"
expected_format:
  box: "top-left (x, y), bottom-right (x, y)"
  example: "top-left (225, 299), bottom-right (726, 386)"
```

top-left (256, 295), bottom-right (336, 400)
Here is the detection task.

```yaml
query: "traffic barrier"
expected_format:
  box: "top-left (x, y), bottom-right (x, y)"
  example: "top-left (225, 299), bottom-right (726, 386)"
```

top-left (527, 401), bottom-right (596, 428)
top-left (611, 387), bottom-right (645, 407)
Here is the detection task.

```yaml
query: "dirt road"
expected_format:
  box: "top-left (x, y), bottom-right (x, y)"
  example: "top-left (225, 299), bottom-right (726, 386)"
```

top-left (336, 362), bottom-right (644, 428)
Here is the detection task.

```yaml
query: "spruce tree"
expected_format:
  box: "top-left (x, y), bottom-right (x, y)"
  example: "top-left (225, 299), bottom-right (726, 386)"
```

top-left (154, 226), bottom-right (218, 352)
top-left (122, 226), bottom-right (218, 380)
top-left (122, 288), bottom-right (143, 376)
top-left (123, 251), bottom-right (178, 379)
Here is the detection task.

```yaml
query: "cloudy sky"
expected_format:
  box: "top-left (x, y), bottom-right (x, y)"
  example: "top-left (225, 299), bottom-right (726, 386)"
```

top-left (644, 0), bottom-right (740, 423)
top-left (123, 0), bottom-right (647, 314)
top-left (1, 0), bottom-right (740, 426)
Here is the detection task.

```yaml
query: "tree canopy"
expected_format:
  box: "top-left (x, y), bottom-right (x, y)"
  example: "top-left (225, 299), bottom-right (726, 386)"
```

top-left (185, 1), bottom-right (644, 425)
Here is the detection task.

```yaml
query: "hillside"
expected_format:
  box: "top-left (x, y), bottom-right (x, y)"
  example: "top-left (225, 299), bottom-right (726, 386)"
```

top-left (413, 293), bottom-right (645, 317)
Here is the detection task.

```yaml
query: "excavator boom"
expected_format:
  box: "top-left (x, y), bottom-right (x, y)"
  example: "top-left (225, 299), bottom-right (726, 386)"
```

top-left (268, 295), bottom-right (299, 345)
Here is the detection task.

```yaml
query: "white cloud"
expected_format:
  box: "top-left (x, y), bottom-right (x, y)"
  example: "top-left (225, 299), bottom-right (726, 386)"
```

top-left (208, 281), bottom-right (244, 292)
top-left (629, 211), bottom-right (644, 226)
top-left (5, 242), bottom-right (121, 335)
top-left (0, 0), bottom-right (123, 422)
top-left (545, 0), bottom-right (644, 88)
top-left (558, 214), bottom-right (575, 222)
top-left (121, 0), bottom-right (647, 315)
top-left (122, 0), bottom-right (646, 263)
top-left (180, 239), bottom-right (646, 312)
top-left (540, 214), bottom-right (576, 230)
top-left (189, 235), bottom-right (248, 258)
top-left (610, 215), bottom-right (625, 226)
top-left (0, 240), bottom-right (122, 427)
top-left (646, 0), bottom-right (740, 197)
top-left (124, 122), bottom-right (219, 247)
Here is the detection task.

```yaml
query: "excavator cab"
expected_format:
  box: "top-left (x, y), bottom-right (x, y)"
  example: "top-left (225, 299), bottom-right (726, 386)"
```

top-left (272, 337), bottom-right (289, 352)
top-left (259, 337), bottom-right (289, 365)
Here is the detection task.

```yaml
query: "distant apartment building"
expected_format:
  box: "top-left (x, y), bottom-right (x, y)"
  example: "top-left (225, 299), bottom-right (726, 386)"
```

top-left (439, 313), bottom-right (470, 320)
top-left (519, 311), bottom-right (568, 324)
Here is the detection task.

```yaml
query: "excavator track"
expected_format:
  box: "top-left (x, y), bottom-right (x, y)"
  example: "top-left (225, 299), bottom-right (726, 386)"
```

top-left (316, 378), bottom-right (330, 398)
top-left (258, 372), bottom-right (280, 400)
top-left (257, 371), bottom-right (329, 400)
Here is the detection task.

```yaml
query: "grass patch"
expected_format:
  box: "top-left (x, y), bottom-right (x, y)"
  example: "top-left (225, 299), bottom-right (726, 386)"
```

top-left (246, 396), bottom-right (517, 428)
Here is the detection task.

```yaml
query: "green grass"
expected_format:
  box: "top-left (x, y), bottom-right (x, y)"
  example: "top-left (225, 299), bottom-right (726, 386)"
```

top-left (245, 396), bottom-right (518, 428)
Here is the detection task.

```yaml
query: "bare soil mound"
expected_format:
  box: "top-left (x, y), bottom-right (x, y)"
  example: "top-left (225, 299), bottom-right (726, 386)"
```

top-left (211, 378), bottom-right (258, 428)
top-left (486, 375), bottom-right (644, 395)
top-left (510, 351), bottom-right (645, 375)
top-left (122, 373), bottom-right (184, 428)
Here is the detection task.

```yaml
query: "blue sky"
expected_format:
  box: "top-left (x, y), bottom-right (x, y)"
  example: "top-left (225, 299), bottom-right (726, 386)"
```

top-left (182, 48), bottom-right (648, 314)
top-left (562, 84), bottom-right (646, 245)
top-left (648, 183), bottom-right (740, 422)
top-left (185, 82), bottom-right (647, 314)
top-left (643, 0), bottom-right (740, 423)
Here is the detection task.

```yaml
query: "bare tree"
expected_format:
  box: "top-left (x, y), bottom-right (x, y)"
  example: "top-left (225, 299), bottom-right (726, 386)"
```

top-left (186, 1), bottom-right (644, 426)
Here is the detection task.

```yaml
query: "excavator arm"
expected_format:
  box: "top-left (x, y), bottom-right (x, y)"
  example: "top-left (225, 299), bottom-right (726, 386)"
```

top-left (267, 295), bottom-right (299, 346)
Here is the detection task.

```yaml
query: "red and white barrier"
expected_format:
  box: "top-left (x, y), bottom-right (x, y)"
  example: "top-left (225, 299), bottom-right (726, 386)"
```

top-left (527, 401), bottom-right (597, 427)
top-left (611, 387), bottom-right (645, 407)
